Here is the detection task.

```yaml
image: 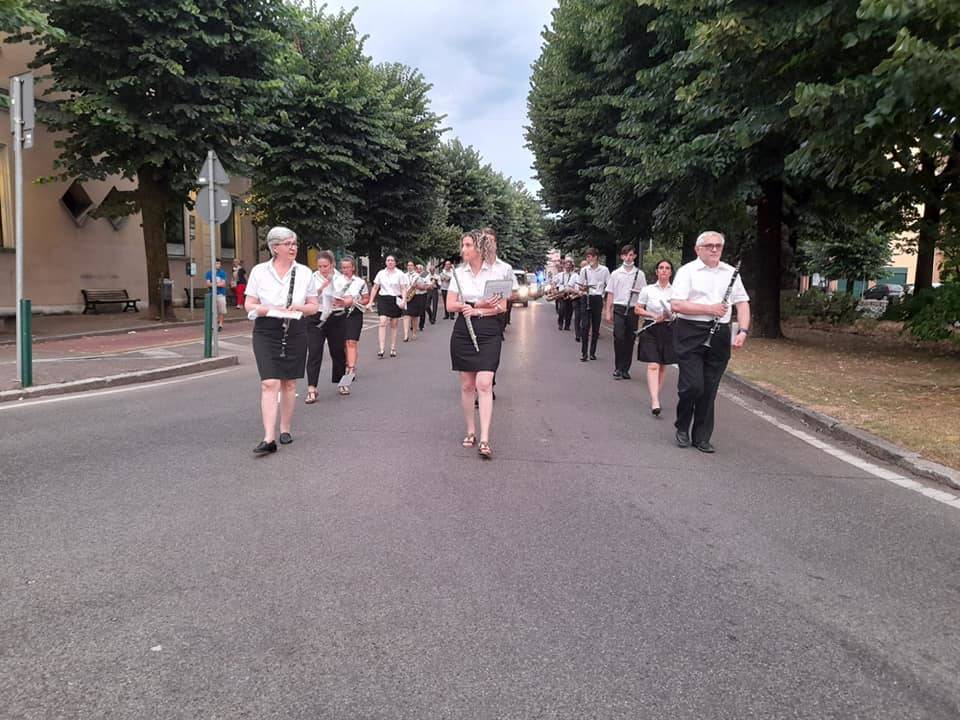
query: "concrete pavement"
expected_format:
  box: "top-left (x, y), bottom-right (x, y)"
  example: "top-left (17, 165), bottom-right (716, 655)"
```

top-left (1, 303), bottom-right (958, 718)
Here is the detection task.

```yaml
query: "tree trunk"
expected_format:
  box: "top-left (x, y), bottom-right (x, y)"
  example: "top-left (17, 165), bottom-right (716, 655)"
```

top-left (137, 169), bottom-right (174, 319)
top-left (915, 198), bottom-right (939, 292)
top-left (752, 179), bottom-right (783, 338)
top-left (681, 233), bottom-right (696, 264)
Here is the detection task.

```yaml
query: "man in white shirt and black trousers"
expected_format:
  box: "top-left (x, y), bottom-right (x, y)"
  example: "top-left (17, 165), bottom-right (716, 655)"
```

top-left (669, 231), bottom-right (750, 453)
top-left (576, 248), bottom-right (610, 362)
top-left (604, 244), bottom-right (645, 379)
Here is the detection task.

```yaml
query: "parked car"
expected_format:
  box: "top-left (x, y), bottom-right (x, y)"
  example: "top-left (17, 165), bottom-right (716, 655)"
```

top-left (862, 283), bottom-right (905, 300)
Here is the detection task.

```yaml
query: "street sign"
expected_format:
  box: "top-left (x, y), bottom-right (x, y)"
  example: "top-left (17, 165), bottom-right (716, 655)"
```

top-left (196, 186), bottom-right (232, 225)
top-left (10, 72), bottom-right (35, 150)
top-left (196, 155), bottom-right (229, 186)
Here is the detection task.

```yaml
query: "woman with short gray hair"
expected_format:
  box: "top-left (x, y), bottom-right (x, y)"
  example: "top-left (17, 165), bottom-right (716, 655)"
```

top-left (244, 227), bottom-right (319, 455)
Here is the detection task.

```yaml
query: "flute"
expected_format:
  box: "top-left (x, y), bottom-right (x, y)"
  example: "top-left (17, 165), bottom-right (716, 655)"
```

top-left (702, 261), bottom-right (742, 348)
top-left (451, 268), bottom-right (480, 352)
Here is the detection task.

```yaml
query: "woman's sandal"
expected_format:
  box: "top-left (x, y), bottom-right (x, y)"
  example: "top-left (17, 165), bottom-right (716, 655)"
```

top-left (304, 389), bottom-right (318, 404)
top-left (377, 351), bottom-right (384, 359)
top-left (478, 441), bottom-right (492, 459)
top-left (338, 385), bottom-right (350, 396)
top-left (462, 433), bottom-right (477, 448)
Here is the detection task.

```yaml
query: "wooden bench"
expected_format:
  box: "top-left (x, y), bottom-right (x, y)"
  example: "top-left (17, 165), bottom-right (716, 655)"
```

top-left (81, 289), bottom-right (141, 314)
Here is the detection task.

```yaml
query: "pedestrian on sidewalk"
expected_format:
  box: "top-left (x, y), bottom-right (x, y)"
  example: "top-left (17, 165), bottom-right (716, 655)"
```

top-left (206, 259), bottom-right (229, 330)
top-left (449, 230), bottom-right (507, 459)
top-left (244, 227), bottom-right (319, 455)
top-left (670, 231), bottom-right (750, 453)
top-left (234, 261), bottom-right (247, 309)
top-left (635, 258), bottom-right (676, 416)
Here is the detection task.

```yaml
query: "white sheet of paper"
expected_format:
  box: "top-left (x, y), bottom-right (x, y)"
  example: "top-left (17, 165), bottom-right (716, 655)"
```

top-left (266, 308), bottom-right (303, 320)
top-left (482, 279), bottom-right (514, 300)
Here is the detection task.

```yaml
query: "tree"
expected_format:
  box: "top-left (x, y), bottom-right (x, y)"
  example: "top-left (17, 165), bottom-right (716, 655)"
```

top-left (803, 226), bottom-right (892, 291)
top-left (27, 0), bottom-right (288, 315)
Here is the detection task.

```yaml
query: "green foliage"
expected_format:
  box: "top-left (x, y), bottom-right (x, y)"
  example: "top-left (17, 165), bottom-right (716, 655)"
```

top-left (802, 225), bottom-right (893, 287)
top-left (881, 288), bottom-right (937, 321)
top-left (1, 0), bottom-right (54, 36)
top-left (782, 288), bottom-right (861, 325)
top-left (905, 283), bottom-right (960, 343)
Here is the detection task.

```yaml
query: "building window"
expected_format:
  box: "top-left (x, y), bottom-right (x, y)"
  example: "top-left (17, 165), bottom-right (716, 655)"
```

top-left (166, 205), bottom-right (187, 257)
top-left (60, 180), bottom-right (94, 226)
top-left (219, 198), bottom-right (237, 260)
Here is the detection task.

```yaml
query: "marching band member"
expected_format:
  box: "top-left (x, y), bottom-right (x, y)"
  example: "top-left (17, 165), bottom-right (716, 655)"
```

top-left (305, 250), bottom-right (346, 405)
top-left (448, 230), bottom-right (507, 459)
top-left (573, 259), bottom-right (588, 342)
top-left (604, 245), bottom-right (645, 380)
top-left (576, 248), bottom-right (609, 362)
top-left (367, 255), bottom-right (406, 358)
top-left (335, 256), bottom-right (369, 396)
top-left (415, 263), bottom-right (432, 332)
top-left (635, 258), bottom-right (677, 416)
top-left (426, 263), bottom-right (440, 325)
top-left (556, 257), bottom-right (576, 332)
top-left (481, 227), bottom-right (519, 335)
top-left (403, 260), bottom-right (422, 342)
top-left (670, 231), bottom-right (750, 453)
top-left (244, 227), bottom-right (319, 455)
top-left (439, 260), bottom-right (454, 319)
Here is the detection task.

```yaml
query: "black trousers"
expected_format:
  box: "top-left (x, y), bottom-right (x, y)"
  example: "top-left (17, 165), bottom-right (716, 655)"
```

top-left (558, 298), bottom-right (574, 330)
top-left (674, 319), bottom-right (731, 444)
top-left (573, 298), bottom-right (583, 339)
top-left (306, 313), bottom-right (346, 386)
top-left (580, 295), bottom-right (603, 356)
top-left (441, 289), bottom-right (452, 318)
top-left (613, 305), bottom-right (638, 372)
top-left (428, 289), bottom-right (438, 324)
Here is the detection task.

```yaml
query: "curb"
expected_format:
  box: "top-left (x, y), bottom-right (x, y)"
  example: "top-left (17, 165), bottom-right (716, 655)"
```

top-left (0, 356), bottom-right (239, 403)
top-left (0, 317), bottom-right (248, 348)
top-left (723, 371), bottom-right (960, 491)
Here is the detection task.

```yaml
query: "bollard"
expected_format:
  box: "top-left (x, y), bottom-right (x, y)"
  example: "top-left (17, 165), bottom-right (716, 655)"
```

top-left (19, 298), bottom-right (32, 387)
top-left (203, 294), bottom-right (213, 358)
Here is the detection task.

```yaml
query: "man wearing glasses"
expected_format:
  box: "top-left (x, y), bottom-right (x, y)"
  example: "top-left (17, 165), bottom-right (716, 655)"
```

top-left (669, 231), bottom-right (751, 453)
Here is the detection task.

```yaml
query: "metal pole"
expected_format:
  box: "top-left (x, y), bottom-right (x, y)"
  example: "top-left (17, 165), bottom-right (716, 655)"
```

top-left (207, 150), bottom-right (219, 357)
top-left (13, 77), bottom-right (27, 386)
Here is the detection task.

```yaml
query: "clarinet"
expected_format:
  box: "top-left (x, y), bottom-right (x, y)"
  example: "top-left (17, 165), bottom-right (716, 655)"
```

top-left (279, 266), bottom-right (297, 359)
top-left (702, 261), bottom-right (741, 348)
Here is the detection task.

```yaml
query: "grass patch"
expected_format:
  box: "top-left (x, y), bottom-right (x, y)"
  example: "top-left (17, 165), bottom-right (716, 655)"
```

top-left (729, 319), bottom-right (960, 471)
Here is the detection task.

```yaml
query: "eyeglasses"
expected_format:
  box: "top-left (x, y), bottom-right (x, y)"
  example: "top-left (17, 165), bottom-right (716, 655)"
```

top-left (278, 241), bottom-right (298, 248)
top-left (699, 243), bottom-right (723, 251)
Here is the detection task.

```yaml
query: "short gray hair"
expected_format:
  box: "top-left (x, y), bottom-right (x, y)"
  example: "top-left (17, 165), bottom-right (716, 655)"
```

top-left (266, 226), bottom-right (296, 248)
top-left (695, 231), bottom-right (725, 247)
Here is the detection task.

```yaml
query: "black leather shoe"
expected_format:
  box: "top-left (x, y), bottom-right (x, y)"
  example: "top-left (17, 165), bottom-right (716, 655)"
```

top-left (621, 370), bottom-right (631, 380)
top-left (575, 336), bottom-right (581, 342)
top-left (651, 406), bottom-right (662, 417)
top-left (695, 440), bottom-right (715, 454)
top-left (675, 430), bottom-right (691, 448)
top-left (589, 354), bottom-right (597, 361)
top-left (581, 355), bottom-right (589, 362)
top-left (279, 432), bottom-right (293, 445)
top-left (253, 440), bottom-right (277, 455)
top-left (612, 370), bottom-right (623, 379)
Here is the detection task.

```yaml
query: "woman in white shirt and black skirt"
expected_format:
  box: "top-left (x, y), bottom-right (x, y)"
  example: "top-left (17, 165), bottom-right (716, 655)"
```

top-left (367, 255), bottom-right (407, 358)
top-left (635, 259), bottom-right (677, 416)
top-left (336, 256), bottom-right (369, 395)
top-left (447, 230), bottom-right (507, 459)
top-left (244, 227), bottom-right (319, 455)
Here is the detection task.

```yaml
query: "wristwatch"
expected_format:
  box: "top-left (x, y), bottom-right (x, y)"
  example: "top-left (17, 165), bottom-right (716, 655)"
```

top-left (738, 327), bottom-right (750, 335)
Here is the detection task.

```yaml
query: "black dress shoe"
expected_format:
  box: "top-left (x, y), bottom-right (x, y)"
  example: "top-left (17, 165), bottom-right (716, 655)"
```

top-left (675, 430), bottom-right (691, 448)
top-left (253, 440), bottom-right (277, 455)
top-left (621, 370), bottom-right (631, 380)
top-left (279, 432), bottom-right (293, 445)
top-left (651, 406), bottom-right (662, 417)
top-left (612, 370), bottom-right (623, 379)
top-left (695, 440), bottom-right (716, 454)
top-left (589, 354), bottom-right (597, 361)
top-left (581, 355), bottom-right (589, 362)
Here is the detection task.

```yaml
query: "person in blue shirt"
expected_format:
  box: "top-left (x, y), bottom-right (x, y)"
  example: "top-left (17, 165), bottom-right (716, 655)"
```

top-left (205, 259), bottom-right (228, 330)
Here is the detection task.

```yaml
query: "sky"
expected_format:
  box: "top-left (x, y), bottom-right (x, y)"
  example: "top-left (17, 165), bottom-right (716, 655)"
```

top-left (327, 0), bottom-right (557, 193)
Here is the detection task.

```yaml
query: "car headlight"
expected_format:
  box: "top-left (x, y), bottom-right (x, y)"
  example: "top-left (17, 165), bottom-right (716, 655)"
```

top-left (518, 287), bottom-right (529, 299)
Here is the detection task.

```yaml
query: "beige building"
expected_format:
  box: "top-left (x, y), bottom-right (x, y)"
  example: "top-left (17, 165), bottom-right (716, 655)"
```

top-left (0, 40), bottom-right (261, 316)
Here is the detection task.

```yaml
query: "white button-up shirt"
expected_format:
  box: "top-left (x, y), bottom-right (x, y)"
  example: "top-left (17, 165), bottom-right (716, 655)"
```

top-left (313, 269), bottom-right (343, 316)
top-left (245, 260), bottom-right (318, 306)
top-left (450, 262), bottom-right (503, 304)
top-left (491, 258), bottom-right (521, 291)
top-left (439, 270), bottom-right (452, 291)
top-left (373, 268), bottom-right (407, 297)
top-left (575, 264), bottom-right (610, 296)
top-left (336, 274), bottom-right (367, 302)
top-left (638, 282), bottom-right (674, 316)
top-left (556, 270), bottom-right (576, 290)
top-left (671, 259), bottom-right (749, 323)
top-left (606, 264), bottom-right (646, 307)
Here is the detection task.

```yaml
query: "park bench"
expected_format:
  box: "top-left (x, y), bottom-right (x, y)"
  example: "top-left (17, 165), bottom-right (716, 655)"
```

top-left (81, 289), bottom-right (141, 314)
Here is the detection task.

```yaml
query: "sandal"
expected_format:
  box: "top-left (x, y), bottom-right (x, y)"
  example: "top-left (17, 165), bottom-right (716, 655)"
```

top-left (478, 441), bottom-right (492, 459)
top-left (462, 433), bottom-right (476, 448)
top-left (338, 385), bottom-right (350, 396)
top-left (304, 389), bottom-right (318, 404)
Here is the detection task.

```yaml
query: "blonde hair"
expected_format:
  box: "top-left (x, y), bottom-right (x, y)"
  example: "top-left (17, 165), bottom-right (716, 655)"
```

top-left (464, 229), bottom-right (495, 263)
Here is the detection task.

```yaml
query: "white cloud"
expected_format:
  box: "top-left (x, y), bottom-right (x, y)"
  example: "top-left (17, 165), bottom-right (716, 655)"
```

top-left (326, 0), bottom-right (556, 192)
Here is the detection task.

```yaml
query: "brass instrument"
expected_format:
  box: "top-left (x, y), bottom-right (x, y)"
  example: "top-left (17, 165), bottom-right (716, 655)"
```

top-left (404, 272), bottom-right (420, 303)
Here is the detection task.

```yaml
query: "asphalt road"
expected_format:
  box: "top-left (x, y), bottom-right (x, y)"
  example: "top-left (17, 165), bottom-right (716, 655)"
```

top-left (2, 303), bottom-right (958, 719)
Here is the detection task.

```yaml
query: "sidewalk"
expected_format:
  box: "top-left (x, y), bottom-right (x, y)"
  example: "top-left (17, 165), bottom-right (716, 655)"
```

top-left (0, 308), bottom-right (249, 398)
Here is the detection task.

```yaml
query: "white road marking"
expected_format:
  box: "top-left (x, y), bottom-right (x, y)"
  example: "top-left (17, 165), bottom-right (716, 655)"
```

top-left (0, 367), bottom-right (241, 412)
top-left (723, 391), bottom-right (960, 512)
top-left (139, 348), bottom-right (181, 358)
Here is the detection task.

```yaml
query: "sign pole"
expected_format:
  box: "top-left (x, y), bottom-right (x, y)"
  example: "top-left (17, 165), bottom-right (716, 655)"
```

top-left (12, 73), bottom-right (34, 388)
top-left (207, 150), bottom-right (219, 357)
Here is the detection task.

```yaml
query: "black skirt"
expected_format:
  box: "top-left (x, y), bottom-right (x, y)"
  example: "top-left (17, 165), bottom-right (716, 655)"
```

top-left (344, 309), bottom-right (364, 341)
top-left (252, 317), bottom-right (308, 380)
top-left (450, 314), bottom-right (502, 373)
top-left (637, 321), bottom-right (678, 365)
top-left (404, 294), bottom-right (426, 317)
top-left (376, 295), bottom-right (402, 318)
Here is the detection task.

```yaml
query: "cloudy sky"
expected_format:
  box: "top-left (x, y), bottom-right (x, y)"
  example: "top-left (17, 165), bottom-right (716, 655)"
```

top-left (328, 0), bottom-right (557, 192)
